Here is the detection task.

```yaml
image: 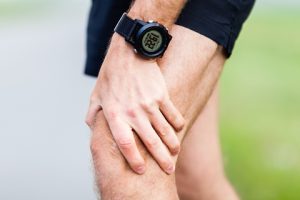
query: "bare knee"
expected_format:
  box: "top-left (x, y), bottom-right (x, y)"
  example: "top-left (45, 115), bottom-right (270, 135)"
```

top-left (90, 111), bottom-right (179, 200)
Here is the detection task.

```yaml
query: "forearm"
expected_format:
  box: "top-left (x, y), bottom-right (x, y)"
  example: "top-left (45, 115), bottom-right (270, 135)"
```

top-left (128, 0), bottom-right (187, 28)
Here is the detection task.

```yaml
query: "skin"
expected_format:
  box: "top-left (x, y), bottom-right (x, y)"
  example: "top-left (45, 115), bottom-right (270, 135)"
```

top-left (89, 25), bottom-right (239, 199)
top-left (86, 34), bottom-right (184, 175)
top-left (128, 0), bottom-right (187, 29)
top-left (86, 0), bottom-right (239, 198)
top-left (86, 0), bottom-right (189, 175)
top-left (176, 86), bottom-right (239, 200)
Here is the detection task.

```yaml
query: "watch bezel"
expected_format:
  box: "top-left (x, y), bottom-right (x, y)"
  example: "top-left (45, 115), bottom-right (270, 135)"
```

top-left (134, 22), bottom-right (172, 58)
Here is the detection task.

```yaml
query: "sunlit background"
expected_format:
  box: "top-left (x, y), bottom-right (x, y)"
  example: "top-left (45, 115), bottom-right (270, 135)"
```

top-left (1, 0), bottom-right (299, 199)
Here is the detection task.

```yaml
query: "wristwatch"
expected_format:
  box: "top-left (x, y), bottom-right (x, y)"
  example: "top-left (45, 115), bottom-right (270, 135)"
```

top-left (114, 13), bottom-right (172, 59)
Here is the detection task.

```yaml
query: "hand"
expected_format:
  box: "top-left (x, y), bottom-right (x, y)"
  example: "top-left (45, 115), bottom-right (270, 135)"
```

top-left (89, 25), bottom-right (223, 199)
top-left (86, 34), bottom-right (185, 175)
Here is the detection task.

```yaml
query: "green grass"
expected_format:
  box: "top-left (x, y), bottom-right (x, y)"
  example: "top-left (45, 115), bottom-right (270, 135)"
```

top-left (0, 1), bottom-right (55, 19)
top-left (220, 8), bottom-right (300, 200)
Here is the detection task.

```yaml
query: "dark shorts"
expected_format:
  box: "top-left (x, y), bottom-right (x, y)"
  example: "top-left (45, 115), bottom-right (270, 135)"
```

top-left (85, 0), bottom-right (255, 77)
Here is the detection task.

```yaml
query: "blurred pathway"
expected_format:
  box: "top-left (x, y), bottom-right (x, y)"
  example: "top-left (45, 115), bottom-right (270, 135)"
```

top-left (0, 2), bottom-right (97, 200)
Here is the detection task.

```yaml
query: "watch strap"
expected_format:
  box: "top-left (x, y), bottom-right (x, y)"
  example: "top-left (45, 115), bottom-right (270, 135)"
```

top-left (114, 13), bottom-right (136, 41)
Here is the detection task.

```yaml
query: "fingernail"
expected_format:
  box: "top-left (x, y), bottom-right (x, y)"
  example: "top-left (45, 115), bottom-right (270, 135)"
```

top-left (177, 118), bottom-right (185, 130)
top-left (160, 132), bottom-right (166, 136)
top-left (166, 165), bottom-right (175, 174)
top-left (136, 165), bottom-right (146, 174)
top-left (172, 147), bottom-right (180, 155)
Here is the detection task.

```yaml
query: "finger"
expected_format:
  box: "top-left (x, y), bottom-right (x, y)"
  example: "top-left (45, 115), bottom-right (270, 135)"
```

top-left (148, 109), bottom-right (180, 155)
top-left (104, 114), bottom-right (146, 175)
top-left (85, 102), bottom-right (102, 128)
top-left (131, 114), bottom-right (175, 174)
top-left (159, 99), bottom-right (185, 131)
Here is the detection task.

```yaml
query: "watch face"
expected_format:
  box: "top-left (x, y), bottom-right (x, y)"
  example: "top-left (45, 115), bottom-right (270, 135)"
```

top-left (135, 22), bottom-right (171, 58)
top-left (141, 30), bottom-right (163, 53)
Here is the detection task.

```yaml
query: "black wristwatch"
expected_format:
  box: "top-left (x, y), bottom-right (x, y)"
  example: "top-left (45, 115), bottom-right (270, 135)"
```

top-left (114, 13), bottom-right (172, 59)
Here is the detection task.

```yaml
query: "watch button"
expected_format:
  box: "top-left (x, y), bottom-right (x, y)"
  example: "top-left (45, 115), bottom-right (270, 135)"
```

top-left (147, 20), bottom-right (157, 23)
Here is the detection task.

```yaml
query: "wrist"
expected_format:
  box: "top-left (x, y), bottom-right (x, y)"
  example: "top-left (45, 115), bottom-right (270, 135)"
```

top-left (108, 33), bottom-right (138, 58)
top-left (128, 0), bottom-right (187, 29)
top-left (110, 33), bottom-right (162, 63)
top-left (109, 34), bottom-right (131, 52)
top-left (128, 10), bottom-right (173, 29)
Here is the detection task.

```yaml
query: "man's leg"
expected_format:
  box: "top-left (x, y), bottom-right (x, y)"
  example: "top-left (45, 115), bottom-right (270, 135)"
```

top-left (176, 86), bottom-right (239, 200)
top-left (90, 25), bottom-right (227, 199)
top-left (91, 110), bottom-right (179, 200)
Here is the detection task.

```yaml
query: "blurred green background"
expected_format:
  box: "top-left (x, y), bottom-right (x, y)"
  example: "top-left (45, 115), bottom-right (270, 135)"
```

top-left (1, 1), bottom-right (300, 200)
top-left (221, 6), bottom-right (300, 200)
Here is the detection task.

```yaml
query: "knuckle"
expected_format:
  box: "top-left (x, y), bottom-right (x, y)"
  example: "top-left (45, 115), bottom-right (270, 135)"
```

top-left (126, 107), bottom-right (137, 118)
top-left (140, 100), bottom-right (157, 114)
top-left (144, 105), bottom-right (156, 115)
top-left (157, 95), bottom-right (168, 106)
top-left (89, 94), bottom-right (99, 103)
top-left (145, 137), bottom-right (159, 149)
top-left (170, 113), bottom-right (177, 122)
top-left (117, 138), bottom-right (133, 150)
top-left (155, 96), bottom-right (165, 105)
top-left (161, 125), bottom-right (173, 135)
top-left (106, 108), bottom-right (119, 120)
top-left (139, 99), bottom-right (152, 110)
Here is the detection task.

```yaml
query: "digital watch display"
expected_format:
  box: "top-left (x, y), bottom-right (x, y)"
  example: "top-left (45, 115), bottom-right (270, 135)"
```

top-left (114, 13), bottom-right (172, 59)
top-left (142, 30), bottom-right (163, 53)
